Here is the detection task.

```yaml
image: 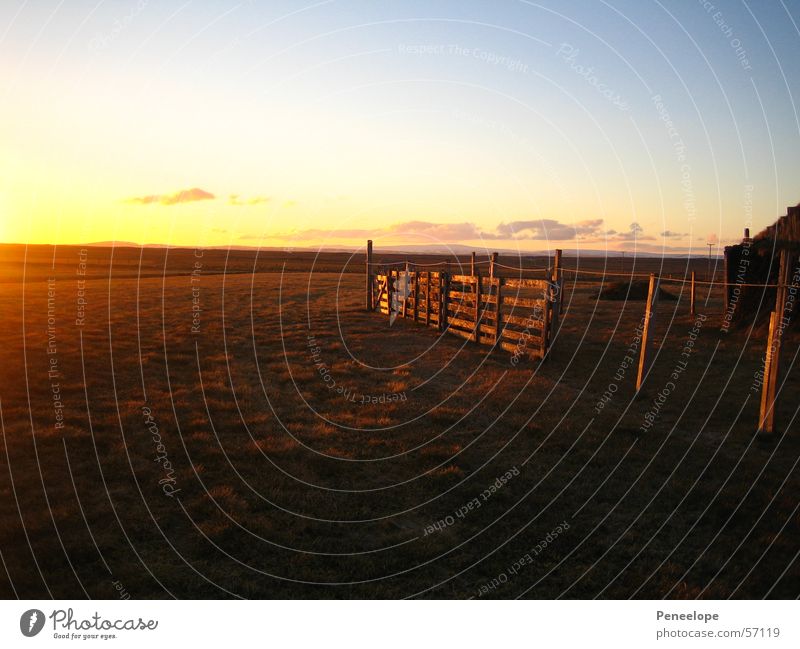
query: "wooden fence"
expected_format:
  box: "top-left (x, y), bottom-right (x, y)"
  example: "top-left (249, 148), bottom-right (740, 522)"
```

top-left (628, 253), bottom-right (799, 436)
top-left (364, 240), bottom-right (797, 435)
top-left (367, 252), bottom-right (561, 361)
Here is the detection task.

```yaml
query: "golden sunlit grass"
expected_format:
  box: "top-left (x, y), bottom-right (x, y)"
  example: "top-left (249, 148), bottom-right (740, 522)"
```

top-left (0, 245), bottom-right (797, 598)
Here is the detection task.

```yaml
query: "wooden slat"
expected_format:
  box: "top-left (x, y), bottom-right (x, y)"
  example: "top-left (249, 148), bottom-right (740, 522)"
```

top-left (502, 313), bottom-right (541, 327)
top-left (501, 327), bottom-right (543, 344)
top-left (450, 274), bottom-right (477, 283)
top-left (502, 323), bottom-right (544, 338)
top-left (447, 300), bottom-right (472, 311)
top-left (502, 278), bottom-right (548, 289)
top-left (448, 320), bottom-right (496, 337)
top-left (446, 327), bottom-right (494, 345)
top-left (448, 290), bottom-right (476, 300)
top-left (503, 296), bottom-right (546, 309)
top-left (448, 315), bottom-right (476, 331)
top-left (447, 301), bottom-right (474, 311)
top-left (499, 341), bottom-right (544, 360)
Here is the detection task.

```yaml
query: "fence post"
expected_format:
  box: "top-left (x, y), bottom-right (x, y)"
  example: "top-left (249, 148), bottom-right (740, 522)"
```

top-left (388, 270), bottom-right (395, 325)
top-left (402, 262), bottom-right (409, 319)
top-left (540, 286), bottom-right (551, 359)
top-left (551, 249), bottom-right (560, 278)
top-left (636, 273), bottom-right (659, 392)
top-left (550, 249), bottom-right (562, 341)
top-left (425, 271), bottom-right (431, 326)
top-left (490, 252), bottom-right (499, 344)
top-left (553, 248), bottom-right (563, 309)
top-left (440, 272), bottom-right (450, 332)
top-left (473, 268), bottom-right (482, 343)
top-left (758, 312), bottom-right (780, 435)
top-left (723, 246), bottom-right (730, 311)
top-left (495, 276), bottom-right (503, 345)
top-left (413, 266), bottom-right (419, 322)
top-left (690, 271), bottom-right (696, 317)
top-left (365, 239), bottom-right (373, 310)
top-left (471, 251), bottom-right (476, 276)
top-left (757, 250), bottom-right (791, 435)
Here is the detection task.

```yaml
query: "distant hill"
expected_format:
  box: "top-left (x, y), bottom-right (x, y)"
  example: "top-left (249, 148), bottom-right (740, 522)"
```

top-left (74, 241), bottom-right (720, 258)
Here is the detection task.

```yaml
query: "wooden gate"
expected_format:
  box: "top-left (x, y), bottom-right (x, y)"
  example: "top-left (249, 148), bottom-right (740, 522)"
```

top-left (369, 269), bottom-right (558, 361)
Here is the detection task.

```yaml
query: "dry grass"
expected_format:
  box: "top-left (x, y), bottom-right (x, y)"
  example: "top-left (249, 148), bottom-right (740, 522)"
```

top-left (0, 246), bottom-right (797, 599)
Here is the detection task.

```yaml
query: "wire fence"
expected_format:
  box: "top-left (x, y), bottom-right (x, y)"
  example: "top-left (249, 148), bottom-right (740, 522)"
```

top-left (376, 259), bottom-right (787, 289)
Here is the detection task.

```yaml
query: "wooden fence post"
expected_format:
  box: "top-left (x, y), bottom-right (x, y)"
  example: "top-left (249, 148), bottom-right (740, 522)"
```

top-left (490, 252), bottom-right (499, 344)
top-left (441, 272), bottom-right (450, 332)
top-left (636, 273), bottom-right (659, 392)
top-left (553, 248), bottom-right (563, 309)
top-left (757, 250), bottom-right (791, 435)
top-left (495, 276), bottom-right (503, 345)
top-left (402, 262), bottom-right (409, 319)
top-left (413, 267), bottom-right (419, 322)
top-left (388, 270), bottom-right (395, 325)
top-left (425, 271), bottom-right (431, 326)
top-left (551, 249), bottom-right (560, 277)
top-left (471, 251), bottom-right (476, 276)
top-left (758, 312), bottom-right (780, 435)
top-left (723, 246), bottom-right (730, 311)
top-left (365, 239), bottom-right (373, 310)
top-left (540, 285), bottom-right (551, 359)
top-left (690, 271), bottom-right (696, 317)
top-left (473, 268), bottom-right (482, 343)
top-left (549, 249), bottom-right (562, 341)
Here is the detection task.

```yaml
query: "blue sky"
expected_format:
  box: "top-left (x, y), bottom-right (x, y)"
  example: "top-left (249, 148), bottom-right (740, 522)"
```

top-left (2, 0), bottom-right (799, 252)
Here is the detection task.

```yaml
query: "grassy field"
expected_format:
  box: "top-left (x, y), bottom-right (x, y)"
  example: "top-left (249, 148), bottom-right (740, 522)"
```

top-left (0, 245), bottom-right (797, 599)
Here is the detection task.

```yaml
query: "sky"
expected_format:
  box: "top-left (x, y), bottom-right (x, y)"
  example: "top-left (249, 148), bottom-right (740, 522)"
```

top-left (2, 0), bottom-right (800, 253)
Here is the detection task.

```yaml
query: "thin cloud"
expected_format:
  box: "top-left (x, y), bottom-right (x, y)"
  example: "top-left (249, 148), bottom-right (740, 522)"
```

top-left (125, 187), bottom-right (215, 206)
top-left (495, 218), bottom-right (605, 240)
top-left (603, 222), bottom-right (654, 242)
top-left (229, 194), bottom-right (270, 206)
top-left (273, 218), bottom-right (631, 242)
